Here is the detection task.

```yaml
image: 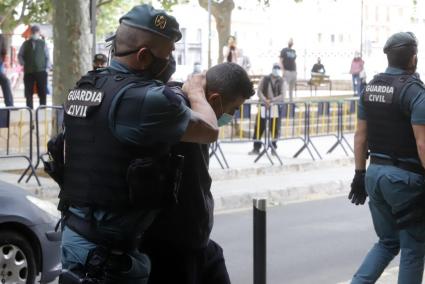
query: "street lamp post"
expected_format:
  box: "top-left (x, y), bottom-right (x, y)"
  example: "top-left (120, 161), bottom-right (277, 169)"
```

top-left (90, 0), bottom-right (97, 58)
top-left (208, 0), bottom-right (212, 68)
top-left (360, 0), bottom-right (364, 57)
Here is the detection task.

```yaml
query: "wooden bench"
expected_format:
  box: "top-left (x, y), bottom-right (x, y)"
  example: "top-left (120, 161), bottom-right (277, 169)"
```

top-left (251, 74), bottom-right (332, 97)
top-left (308, 73), bottom-right (332, 96)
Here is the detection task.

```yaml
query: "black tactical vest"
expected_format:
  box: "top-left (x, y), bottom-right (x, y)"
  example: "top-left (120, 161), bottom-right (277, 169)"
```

top-left (61, 70), bottom-right (165, 210)
top-left (363, 73), bottom-right (422, 160)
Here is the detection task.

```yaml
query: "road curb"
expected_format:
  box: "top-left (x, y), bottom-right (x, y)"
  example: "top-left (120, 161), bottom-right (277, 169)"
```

top-left (0, 158), bottom-right (354, 211)
top-left (210, 157), bottom-right (354, 181)
top-left (213, 179), bottom-right (351, 212)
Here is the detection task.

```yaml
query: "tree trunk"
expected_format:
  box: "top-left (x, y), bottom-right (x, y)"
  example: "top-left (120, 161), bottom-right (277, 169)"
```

top-left (1, 0), bottom-right (26, 63)
top-left (52, 0), bottom-right (92, 105)
top-left (198, 0), bottom-right (235, 65)
top-left (1, 28), bottom-right (13, 65)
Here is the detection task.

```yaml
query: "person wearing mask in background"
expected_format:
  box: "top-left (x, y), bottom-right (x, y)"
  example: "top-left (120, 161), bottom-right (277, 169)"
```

top-left (350, 51), bottom-right (365, 96)
top-left (237, 49), bottom-right (251, 74)
top-left (92, 53), bottom-right (108, 70)
top-left (349, 32), bottom-right (425, 284)
top-left (311, 57), bottom-right (325, 74)
top-left (141, 62), bottom-right (254, 284)
top-left (280, 38), bottom-right (297, 102)
top-left (0, 16), bottom-right (13, 106)
top-left (51, 5), bottom-right (220, 283)
top-left (18, 25), bottom-right (49, 108)
top-left (223, 35), bottom-right (239, 63)
top-left (192, 62), bottom-right (202, 75)
top-left (249, 63), bottom-right (284, 156)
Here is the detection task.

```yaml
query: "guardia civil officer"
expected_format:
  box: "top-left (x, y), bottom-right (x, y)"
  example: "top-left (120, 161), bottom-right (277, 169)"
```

top-left (141, 63), bottom-right (254, 284)
top-left (56, 5), bottom-right (219, 283)
top-left (349, 32), bottom-right (425, 284)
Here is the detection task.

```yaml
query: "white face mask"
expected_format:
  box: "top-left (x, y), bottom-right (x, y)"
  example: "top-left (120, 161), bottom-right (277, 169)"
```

top-left (272, 68), bottom-right (282, 77)
top-left (31, 34), bottom-right (40, 40)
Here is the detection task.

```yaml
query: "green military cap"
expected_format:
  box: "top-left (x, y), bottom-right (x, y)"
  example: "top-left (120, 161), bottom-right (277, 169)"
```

top-left (383, 32), bottom-right (417, 54)
top-left (119, 4), bottom-right (182, 42)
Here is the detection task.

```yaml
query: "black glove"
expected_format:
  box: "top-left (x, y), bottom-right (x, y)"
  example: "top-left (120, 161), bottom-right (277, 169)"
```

top-left (348, 170), bottom-right (367, 205)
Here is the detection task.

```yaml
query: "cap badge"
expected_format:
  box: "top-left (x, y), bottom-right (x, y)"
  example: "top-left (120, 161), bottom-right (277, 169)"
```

top-left (154, 15), bottom-right (167, 30)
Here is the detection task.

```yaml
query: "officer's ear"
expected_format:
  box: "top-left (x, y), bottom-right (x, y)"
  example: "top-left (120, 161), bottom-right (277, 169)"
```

top-left (408, 54), bottom-right (418, 72)
top-left (135, 48), bottom-right (153, 69)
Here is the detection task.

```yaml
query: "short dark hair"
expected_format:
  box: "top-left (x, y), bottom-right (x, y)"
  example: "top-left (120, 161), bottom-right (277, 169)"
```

top-left (93, 53), bottom-right (107, 63)
top-left (206, 63), bottom-right (254, 101)
top-left (387, 45), bottom-right (417, 70)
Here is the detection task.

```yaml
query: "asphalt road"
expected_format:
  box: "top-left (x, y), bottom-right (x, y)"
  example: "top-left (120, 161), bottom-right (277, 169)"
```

top-left (211, 196), bottom-right (398, 284)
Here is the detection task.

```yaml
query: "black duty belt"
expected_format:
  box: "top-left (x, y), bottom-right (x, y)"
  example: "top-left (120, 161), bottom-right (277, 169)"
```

top-left (64, 212), bottom-right (141, 251)
top-left (370, 156), bottom-right (425, 176)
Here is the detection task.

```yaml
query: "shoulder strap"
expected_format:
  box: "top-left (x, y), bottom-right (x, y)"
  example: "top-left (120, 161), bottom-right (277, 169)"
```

top-left (399, 76), bottom-right (425, 116)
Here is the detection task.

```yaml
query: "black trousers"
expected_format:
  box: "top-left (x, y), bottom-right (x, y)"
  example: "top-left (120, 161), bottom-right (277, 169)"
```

top-left (141, 239), bottom-right (231, 284)
top-left (24, 71), bottom-right (47, 109)
top-left (253, 115), bottom-right (281, 151)
top-left (0, 71), bottom-right (13, 106)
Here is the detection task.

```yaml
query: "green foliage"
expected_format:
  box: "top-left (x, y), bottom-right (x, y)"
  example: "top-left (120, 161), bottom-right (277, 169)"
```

top-left (95, 0), bottom-right (191, 39)
top-left (0, 0), bottom-right (52, 31)
top-left (158, 0), bottom-right (189, 10)
top-left (96, 0), bottom-right (139, 38)
top-left (24, 0), bottom-right (52, 23)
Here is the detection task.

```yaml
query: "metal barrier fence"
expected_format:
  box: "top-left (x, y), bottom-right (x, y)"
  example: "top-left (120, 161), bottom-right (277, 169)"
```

top-left (24, 105), bottom-right (64, 183)
top-left (211, 101), bottom-right (263, 168)
top-left (213, 98), bottom-right (358, 165)
top-left (0, 100), bottom-right (358, 184)
top-left (0, 106), bottom-right (40, 185)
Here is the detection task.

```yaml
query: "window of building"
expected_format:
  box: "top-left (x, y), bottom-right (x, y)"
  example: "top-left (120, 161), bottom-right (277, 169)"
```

top-left (375, 6), bottom-right (379, 21)
top-left (196, 29), bottom-right (202, 43)
top-left (364, 4), bottom-right (369, 21)
top-left (181, 28), bottom-right (187, 42)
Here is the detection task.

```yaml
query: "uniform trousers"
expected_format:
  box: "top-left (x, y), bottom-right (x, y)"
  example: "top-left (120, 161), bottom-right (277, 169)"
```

top-left (352, 164), bottom-right (425, 284)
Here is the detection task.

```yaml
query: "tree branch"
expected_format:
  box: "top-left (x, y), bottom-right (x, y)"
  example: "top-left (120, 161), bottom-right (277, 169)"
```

top-left (97, 0), bottom-right (113, 8)
top-left (3, 0), bottom-right (22, 21)
top-left (17, 0), bottom-right (29, 23)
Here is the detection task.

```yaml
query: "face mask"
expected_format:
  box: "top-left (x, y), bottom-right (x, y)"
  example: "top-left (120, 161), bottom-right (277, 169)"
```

top-left (217, 96), bottom-right (233, 127)
top-left (31, 34), bottom-right (40, 40)
top-left (218, 113), bottom-right (233, 127)
top-left (193, 64), bottom-right (202, 73)
top-left (113, 44), bottom-right (176, 82)
top-left (272, 68), bottom-right (281, 77)
top-left (149, 51), bottom-right (176, 83)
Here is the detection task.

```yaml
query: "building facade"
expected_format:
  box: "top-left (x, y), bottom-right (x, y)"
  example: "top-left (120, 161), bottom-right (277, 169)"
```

top-left (171, 0), bottom-right (424, 80)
